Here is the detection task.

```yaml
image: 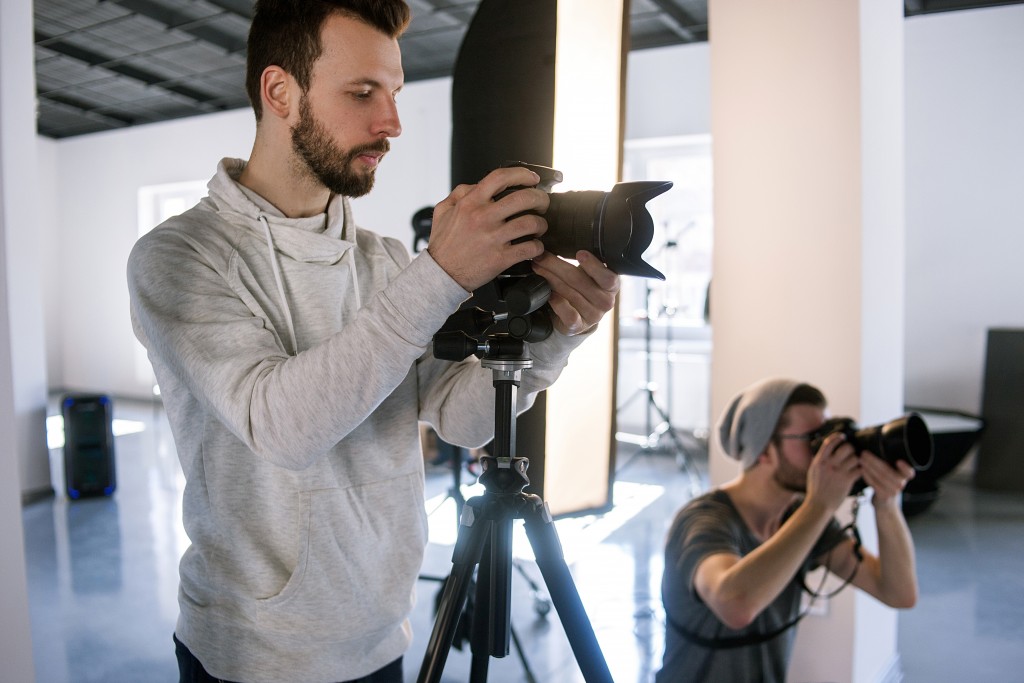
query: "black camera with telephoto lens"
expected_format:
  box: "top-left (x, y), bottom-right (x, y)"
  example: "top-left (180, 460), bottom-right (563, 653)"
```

top-left (808, 413), bottom-right (934, 494)
top-left (497, 161), bottom-right (672, 280)
top-left (428, 161), bottom-right (673, 357)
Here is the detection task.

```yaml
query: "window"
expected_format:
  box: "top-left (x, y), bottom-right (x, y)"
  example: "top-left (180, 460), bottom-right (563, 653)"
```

top-left (137, 180), bottom-right (207, 239)
top-left (620, 135), bottom-right (713, 336)
top-left (135, 180), bottom-right (207, 387)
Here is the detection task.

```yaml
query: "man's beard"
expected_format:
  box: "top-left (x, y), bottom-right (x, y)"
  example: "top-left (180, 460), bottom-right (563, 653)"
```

top-left (291, 95), bottom-right (389, 198)
top-left (773, 453), bottom-right (807, 494)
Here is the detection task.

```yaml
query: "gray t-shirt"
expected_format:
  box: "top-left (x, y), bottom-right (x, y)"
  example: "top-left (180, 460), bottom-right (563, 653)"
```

top-left (656, 490), bottom-right (847, 683)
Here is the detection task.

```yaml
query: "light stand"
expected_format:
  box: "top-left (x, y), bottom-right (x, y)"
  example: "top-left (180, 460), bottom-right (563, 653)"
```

top-left (615, 236), bottom-right (703, 492)
top-left (417, 336), bottom-right (613, 683)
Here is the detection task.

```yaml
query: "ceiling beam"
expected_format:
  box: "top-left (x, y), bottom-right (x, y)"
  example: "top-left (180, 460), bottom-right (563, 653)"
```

top-left (39, 93), bottom-right (136, 128)
top-left (203, 0), bottom-right (253, 21)
top-left (407, 0), bottom-right (478, 23)
top-left (35, 29), bottom-right (230, 108)
top-left (646, 0), bottom-right (703, 42)
top-left (106, 0), bottom-right (247, 54)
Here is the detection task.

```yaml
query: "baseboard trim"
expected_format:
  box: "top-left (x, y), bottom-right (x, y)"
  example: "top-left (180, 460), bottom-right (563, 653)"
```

top-left (22, 485), bottom-right (56, 507)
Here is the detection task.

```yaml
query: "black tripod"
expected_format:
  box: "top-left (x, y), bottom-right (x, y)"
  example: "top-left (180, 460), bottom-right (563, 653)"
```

top-left (417, 340), bottom-right (613, 683)
top-left (419, 431), bottom-right (549, 682)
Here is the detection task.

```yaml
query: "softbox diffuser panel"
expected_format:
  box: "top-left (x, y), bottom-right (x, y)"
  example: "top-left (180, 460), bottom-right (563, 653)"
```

top-left (449, 0), bottom-right (618, 517)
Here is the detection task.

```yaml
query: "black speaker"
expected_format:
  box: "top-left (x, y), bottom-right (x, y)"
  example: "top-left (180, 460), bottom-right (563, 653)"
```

top-left (975, 328), bottom-right (1024, 492)
top-left (62, 394), bottom-right (117, 499)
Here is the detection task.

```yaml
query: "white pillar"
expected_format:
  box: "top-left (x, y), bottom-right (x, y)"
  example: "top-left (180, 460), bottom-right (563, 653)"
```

top-left (708, 1), bottom-right (906, 681)
top-left (0, 0), bottom-right (41, 676)
top-left (2, 0), bottom-right (51, 499)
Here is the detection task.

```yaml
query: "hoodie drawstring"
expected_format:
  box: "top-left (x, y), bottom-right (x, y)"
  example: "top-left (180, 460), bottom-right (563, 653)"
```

top-left (259, 213), bottom-right (299, 354)
top-left (346, 249), bottom-right (361, 311)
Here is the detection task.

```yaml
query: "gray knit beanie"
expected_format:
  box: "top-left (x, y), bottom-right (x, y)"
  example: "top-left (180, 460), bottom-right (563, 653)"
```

top-left (716, 377), bottom-right (801, 469)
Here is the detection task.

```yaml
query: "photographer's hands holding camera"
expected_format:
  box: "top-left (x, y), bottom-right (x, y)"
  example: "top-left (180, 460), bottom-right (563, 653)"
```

top-left (807, 434), bottom-right (915, 513)
top-left (428, 166), bottom-right (619, 336)
top-left (860, 450), bottom-right (916, 508)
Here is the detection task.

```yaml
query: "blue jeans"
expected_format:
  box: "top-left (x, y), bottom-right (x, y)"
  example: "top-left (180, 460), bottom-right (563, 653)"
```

top-left (174, 634), bottom-right (403, 683)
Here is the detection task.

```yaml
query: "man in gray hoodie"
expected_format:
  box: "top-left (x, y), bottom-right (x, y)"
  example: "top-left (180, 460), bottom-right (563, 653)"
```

top-left (127, 2), bottom-right (621, 682)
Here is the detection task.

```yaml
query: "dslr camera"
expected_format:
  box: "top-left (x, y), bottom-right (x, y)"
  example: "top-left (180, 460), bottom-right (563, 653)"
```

top-left (497, 161), bottom-right (672, 280)
top-left (808, 413), bottom-right (934, 494)
top-left (430, 161), bottom-right (673, 358)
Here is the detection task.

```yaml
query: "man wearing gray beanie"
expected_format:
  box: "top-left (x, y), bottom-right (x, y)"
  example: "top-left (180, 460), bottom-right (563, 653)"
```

top-left (655, 378), bottom-right (919, 682)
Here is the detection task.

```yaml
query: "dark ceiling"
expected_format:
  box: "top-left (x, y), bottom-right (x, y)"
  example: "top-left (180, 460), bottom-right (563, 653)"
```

top-left (33, 0), bottom-right (1022, 139)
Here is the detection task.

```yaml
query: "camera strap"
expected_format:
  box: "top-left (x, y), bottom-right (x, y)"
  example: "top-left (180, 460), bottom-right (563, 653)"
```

top-left (801, 499), bottom-right (864, 597)
top-left (669, 502), bottom-right (864, 651)
top-left (666, 610), bottom-right (807, 649)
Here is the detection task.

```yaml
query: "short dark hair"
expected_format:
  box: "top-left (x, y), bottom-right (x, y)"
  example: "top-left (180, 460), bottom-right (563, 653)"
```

top-left (771, 383), bottom-right (827, 445)
top-left (245, 0), bottom-right (411, 120)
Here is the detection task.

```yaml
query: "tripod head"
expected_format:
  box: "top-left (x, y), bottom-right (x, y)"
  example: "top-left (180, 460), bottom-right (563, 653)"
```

top-left (434, 329), bottom-right (535, 498)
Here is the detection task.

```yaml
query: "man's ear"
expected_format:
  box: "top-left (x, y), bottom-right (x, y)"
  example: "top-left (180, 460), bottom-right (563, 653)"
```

top-left (260, 66), bottom-right (294, 120)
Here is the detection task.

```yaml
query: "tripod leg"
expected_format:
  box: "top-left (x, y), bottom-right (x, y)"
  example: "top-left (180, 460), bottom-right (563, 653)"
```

top-left (417, 499), bottom-right (491, 683)
top-left (469, 509), bottom-right (516, 682)
top-left (485, 514), bottom-right (514, 656)
top-left (468, 533), bottom-right (493, 683)
top-left (520, 496), bottom-right (614, 683)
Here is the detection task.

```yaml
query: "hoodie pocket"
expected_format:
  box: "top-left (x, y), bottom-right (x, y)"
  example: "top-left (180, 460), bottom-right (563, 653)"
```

top-left (255, 475), bottom-right (427, 642)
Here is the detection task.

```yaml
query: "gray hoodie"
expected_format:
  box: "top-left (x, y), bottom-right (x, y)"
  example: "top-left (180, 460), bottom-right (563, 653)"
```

top-left (128, 158), bottom-right (585, 682)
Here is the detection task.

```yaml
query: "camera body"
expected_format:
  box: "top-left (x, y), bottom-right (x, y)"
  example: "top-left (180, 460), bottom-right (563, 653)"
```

top-left (808, 413), bottom-right (934, 495)
top-left (499, 161), bottom-right (671, 280)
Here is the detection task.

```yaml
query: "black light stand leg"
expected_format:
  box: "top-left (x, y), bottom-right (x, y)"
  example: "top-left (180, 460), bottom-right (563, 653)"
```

top-left (509, 622), bottom-right (539, 683)
top-left (616, 278), bottom-right (682, 467)
top-left (615, 275), bottom-right (705, 496)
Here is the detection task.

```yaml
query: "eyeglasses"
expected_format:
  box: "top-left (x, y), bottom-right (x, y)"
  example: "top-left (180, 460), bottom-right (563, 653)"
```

top-left (776, 431), bottom-right (815, 443)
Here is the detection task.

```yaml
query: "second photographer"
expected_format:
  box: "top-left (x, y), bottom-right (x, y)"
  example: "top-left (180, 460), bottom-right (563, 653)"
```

top-left (656, 378), bottom-right (919, 683)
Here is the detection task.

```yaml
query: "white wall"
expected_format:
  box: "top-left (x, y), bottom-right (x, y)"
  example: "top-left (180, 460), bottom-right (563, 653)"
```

top-left (1, 0), bottom-right (44, 677)
top-left (903, 6), bottom-right (1024, 414)
top-left (41, 110), bottom-right (255, 397)
top-left (42, 78), bottom-right (451, 399)
top-left (625, 42), bottom-right (710, 139)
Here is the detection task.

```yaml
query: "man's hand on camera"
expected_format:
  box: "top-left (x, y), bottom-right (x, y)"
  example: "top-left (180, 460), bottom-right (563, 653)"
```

top-left (860, 451), bottom-right (915, 509)
top-left (531, 250), bottom-right (620, 336)
top-left (427, 167), bottom-right (550, 292)
top-left (806, 434), bottom-right (861, 514)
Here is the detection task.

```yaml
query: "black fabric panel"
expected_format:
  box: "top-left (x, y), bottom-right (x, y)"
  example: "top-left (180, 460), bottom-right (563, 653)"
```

top-left (450, 0), bottom-right (557, 188)
top-left (449, 0), bottom-right (558, 501)
top-left (975, 328), bottom-right (1024, 492)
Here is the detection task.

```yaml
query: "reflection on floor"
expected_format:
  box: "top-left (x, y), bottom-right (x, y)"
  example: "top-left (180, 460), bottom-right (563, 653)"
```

top-left (22, 398), bottom-right (1024, 682)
